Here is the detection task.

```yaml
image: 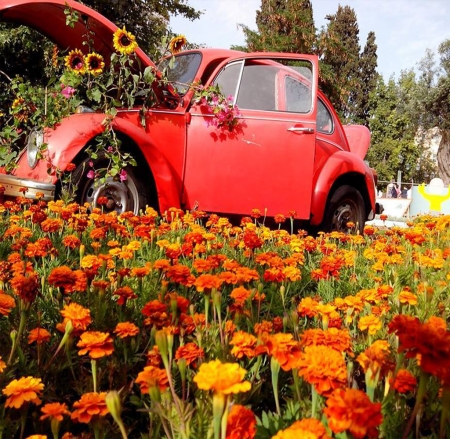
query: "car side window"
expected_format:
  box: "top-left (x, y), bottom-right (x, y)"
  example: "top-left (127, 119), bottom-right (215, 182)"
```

top-left (213, 62), bottom-right (242, 101)
top-left (285, 76), bottom-right (312, 113)
top-left (236, 64), bottom-right (278, 111)
top-left (317, 100), bottom-right (333, 134)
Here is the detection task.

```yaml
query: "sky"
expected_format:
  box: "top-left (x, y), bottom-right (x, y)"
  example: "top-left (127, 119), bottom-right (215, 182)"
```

top-left (170, 0), bottom-right (450, 79)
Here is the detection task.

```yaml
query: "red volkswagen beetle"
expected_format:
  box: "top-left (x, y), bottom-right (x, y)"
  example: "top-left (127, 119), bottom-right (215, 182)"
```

top-left (0, 0), bottom-right (381, 233)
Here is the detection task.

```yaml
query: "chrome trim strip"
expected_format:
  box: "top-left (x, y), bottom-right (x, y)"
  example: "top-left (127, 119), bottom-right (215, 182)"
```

top-left (0, 174), bottom-right (55, 201)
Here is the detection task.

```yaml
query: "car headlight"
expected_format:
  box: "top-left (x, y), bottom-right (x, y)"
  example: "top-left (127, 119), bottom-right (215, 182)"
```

top-left (27, 130), bottom-right (44, 169)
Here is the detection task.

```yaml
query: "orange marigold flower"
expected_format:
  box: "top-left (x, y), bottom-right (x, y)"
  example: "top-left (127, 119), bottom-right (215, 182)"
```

top-left (77, 331), bottom-right (114, 359)
top-left (28, 327), bottom-right (51, 345)
top-left (230, 286), bottom-right (251, 304)
top-left (2, 376), bottom-right (44, 408)
top-left (40, 217), bottom-right (63, 233)
top-left (9, 273), bottom-right (40, 304)
top-left (194, 273), bottom-right (223, 293)
top-left (60, 303), bottom-right (91, 333)
top-left (135, 365), bottom-right (169, 393)
top-left (230, 331), bottom-right (257, 359)
top-left (175, 342), bottom-right (204, 366)
top-left (114, 322), bottom-right (139, 338)
top-left (254, 321), bottom-right (273, 337)
top-left (71, 392), bottom-right (109, 423)
top-left (357, 340), bottom-right (394, 380)
top-left (300, 328), bottom-right (353, 356)
top-left (113, 285), bottom-right (137, 306)
top-left (388, 314), bottom-right (450, 380)
top-left (167, 263), bottom-right (195, 286)
top-left (0, 291), bottom-right (16, 316)
top-left (391, 369), bottom-right (417, 394)
top-left (296, 346), bottom-right (347, 396)
top-left (25, 435), bottom-right (47, 439)
top-left (297, 296), bottom-right (319, 318)
top-left (272, 418), bottom-right (331, 439)
top-left (193, 359), bottom-right (251, 395)
top-left (225, 404), bottom-right (256, 439)
top-left (146, 345), bottom-right (162, 367)
top-left (265, 333), bottom-right (301, 371)
top-left (324, 388), bottom-right (382, 438)
top-left (131, 264), bottom-right (151, 278)
top-left (47, 266), bottom-right (78, 291)
top-left (0, 356), bottom-right (6, 373)
top-left (40, 402), bottom-right (71, 421)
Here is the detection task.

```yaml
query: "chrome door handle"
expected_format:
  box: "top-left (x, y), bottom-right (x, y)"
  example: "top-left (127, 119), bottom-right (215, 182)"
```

top-left (287, 127), bottom-right (315, 134)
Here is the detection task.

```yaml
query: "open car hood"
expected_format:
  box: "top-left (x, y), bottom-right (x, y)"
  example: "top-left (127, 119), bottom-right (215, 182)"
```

top-left (0, 0), bottom-right (155, 70)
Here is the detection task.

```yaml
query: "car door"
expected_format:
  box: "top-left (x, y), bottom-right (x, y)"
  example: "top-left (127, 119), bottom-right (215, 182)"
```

top-left (183, 54), bottom-right (318, 219)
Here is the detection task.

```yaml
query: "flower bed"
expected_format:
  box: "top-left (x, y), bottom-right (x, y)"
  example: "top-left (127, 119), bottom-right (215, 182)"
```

top-left (0, 199), bottom-right (449, 439)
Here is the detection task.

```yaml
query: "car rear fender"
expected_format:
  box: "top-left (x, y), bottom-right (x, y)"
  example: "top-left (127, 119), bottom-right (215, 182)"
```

top-left (310, 151), bottom-right (377, 226)
top-left (42, 113), bottom-right (181, 211)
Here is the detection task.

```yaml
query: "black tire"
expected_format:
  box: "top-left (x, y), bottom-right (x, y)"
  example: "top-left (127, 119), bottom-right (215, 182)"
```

top-left (71, 154), bottom-right (151, 215)
top-left (321, 185), bottom-right (366, 234)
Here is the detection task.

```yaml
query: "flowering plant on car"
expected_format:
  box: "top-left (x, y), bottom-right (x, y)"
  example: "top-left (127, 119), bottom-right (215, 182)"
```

top-left (193, 84), bottom-right (242, 131)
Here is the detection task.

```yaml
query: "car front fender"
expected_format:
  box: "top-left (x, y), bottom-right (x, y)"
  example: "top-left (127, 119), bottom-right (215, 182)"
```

top-left (310, 151), bottom-right (377, 226)
top-left (10, 113), bottom-right (181, 211)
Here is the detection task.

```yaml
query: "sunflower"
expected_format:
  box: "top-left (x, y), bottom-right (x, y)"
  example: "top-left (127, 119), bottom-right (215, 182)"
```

top-left (169, 35), bottom-right (187, 54)
top-left (113, 27), bottom-right (138, 55)
top-left (85, 52), bottom-right (105, 76)
top-left (64, 49), bottom-right (85, 75)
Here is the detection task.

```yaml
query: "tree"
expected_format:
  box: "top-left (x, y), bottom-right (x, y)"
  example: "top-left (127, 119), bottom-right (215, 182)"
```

top-left (354, 31), bottom-right (378, 126)
top-left (238, 0), bottom-right (316, 54)
top-left (319, 5), bottom-right (361, 120)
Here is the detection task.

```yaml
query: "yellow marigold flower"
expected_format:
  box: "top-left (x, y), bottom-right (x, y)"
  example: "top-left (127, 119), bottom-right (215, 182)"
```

top-left (169, 35), bottom-right (187, 54)
top-left (113, 27), bottom-right (138, 55)
top-left (358, 315), bottom-right (382, 335)
top-left (2, 376), bottom-right (44, 408)
top-left (398, 290), bottom-right (418, 305)
top-left (126, 240), bottom-right (141, 251)
top-left (194, 359), bottom-right (251, 395)
top-left (85, 52), bottom-right (105, 76)
top-left (64, 49), bottom-right (85, 75)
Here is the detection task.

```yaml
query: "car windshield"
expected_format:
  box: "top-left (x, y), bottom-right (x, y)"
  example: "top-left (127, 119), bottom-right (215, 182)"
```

top-left (161, 53), bottom-right (202, 95)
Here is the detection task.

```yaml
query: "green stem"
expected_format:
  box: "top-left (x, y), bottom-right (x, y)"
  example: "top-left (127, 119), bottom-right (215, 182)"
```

top-left (402, 370), bottom-right (429, 439)
top-left (212, 393), bottom-right (226, 439)
top-left (220, 396), bottom-right (230, 439)
top-left (270, 357), bottom-right (281, 416)
top-left (311, 384), bottom-right (318, 419)
top-left (92, 359), bottom-right (98, 393)
top-left (440, 386), bottom-right (450, 439)
top-left (7, 309), bottom-right (27, 365)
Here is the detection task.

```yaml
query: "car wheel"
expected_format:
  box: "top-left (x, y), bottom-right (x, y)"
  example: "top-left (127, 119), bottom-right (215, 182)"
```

top-left (321, 185), bottom-right (366, 234)
top-left (72, 155), bottom-right (150, 215)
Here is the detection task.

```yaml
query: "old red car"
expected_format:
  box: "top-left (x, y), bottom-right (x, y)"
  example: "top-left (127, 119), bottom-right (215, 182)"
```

top-left (0, 0), bottom-right (381, 233)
